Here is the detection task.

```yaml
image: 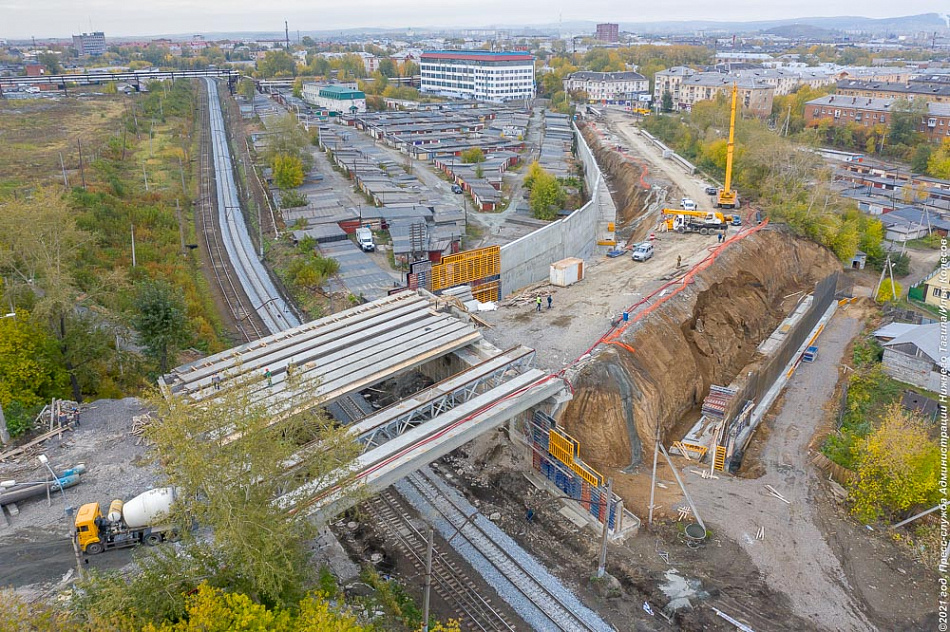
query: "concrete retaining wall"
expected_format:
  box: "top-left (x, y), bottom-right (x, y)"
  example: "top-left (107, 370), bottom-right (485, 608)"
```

top-left (500, 123), bottom-right (616, 296)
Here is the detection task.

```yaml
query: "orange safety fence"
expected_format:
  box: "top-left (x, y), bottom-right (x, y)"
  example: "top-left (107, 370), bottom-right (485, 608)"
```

top-left (557, 216), bottom-right (771, 384)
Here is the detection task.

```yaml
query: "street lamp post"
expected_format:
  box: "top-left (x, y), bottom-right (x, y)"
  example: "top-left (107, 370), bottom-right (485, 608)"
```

top-left (37, 454), bottom-right (71, 516)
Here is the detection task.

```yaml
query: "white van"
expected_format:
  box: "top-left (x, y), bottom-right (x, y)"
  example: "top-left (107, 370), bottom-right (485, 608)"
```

top-left (631, 242), bottom-right (654, 262)
top-left (356, 227), bottom-right (375, 252)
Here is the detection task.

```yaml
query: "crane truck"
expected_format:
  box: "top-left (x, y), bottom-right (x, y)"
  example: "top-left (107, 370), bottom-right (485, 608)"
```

top-left (75, 487), bottom-right (177, 555)
top-left (716, 84), bottom-right (740, 210)
top-left (661, 209), bottom-right (730, 234)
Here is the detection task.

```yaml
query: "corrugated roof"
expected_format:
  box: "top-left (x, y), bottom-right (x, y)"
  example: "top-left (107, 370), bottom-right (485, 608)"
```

top-left (882, 323), bottom-right (950, 371)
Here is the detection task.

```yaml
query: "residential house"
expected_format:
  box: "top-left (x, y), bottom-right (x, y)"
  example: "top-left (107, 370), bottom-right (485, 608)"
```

top-left (921, 269), bottom-right (950, 310)
top-left (873, 323), bottom-right (948, 392)
top-left (563, 71), bottom-right (648, 103)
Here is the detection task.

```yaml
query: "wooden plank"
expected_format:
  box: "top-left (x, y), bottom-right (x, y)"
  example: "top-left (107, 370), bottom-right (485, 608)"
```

top-left (0, 427), bottom-right (72, 462)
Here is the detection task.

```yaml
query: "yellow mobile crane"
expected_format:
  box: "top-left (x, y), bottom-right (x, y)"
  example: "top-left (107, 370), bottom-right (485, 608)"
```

top-left (716, 84), bottom-right (739, 209)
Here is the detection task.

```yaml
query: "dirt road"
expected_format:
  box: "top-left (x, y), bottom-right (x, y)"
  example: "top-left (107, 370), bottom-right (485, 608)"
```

top-left (685, 310), bottom-right (888, 630)
top-left (604, 111), bottom-right (715, 208)
top-left (480, 230), bottom-right (729, 373)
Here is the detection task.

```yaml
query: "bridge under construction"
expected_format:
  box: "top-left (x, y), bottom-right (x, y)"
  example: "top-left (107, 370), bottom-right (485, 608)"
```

top-left (160, 289), bottom-right (562, 516)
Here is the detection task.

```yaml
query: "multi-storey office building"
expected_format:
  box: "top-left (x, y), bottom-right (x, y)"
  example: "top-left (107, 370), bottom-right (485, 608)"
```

top-left (420, 50), bottom-right (535, 102)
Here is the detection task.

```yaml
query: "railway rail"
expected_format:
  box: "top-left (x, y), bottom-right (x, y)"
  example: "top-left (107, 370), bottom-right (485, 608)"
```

top-left (195, 81), bottom-right (267, 343)
top-left (403, 469), bottom-right (612, 632)
top-left (200, 78), bottom-right (602, 631)
top-left (366, 490), bottom-right (517, 632)
top-left (204, 77), bottom-right (299, 335)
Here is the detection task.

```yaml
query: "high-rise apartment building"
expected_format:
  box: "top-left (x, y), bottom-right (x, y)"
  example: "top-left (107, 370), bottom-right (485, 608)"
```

top-left (72, 32), bottom-right (106, 56)
top-left (595, 23), bottom-right (619, 43)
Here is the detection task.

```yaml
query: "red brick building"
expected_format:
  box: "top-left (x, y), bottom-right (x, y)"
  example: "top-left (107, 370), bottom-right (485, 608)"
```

top-left (804, 95), bottom-right (950, 143)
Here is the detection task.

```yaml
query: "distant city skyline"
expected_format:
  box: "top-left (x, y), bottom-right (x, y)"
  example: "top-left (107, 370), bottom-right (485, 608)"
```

top-left (1, 1), bottom-right (946, 39)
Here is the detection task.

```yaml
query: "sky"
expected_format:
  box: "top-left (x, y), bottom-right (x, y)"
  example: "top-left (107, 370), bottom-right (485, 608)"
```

top-left (1, 0), bottom-right (945, 39)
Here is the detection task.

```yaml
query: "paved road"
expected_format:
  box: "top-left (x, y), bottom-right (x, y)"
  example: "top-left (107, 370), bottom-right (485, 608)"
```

top-left (687, 310), bottom-right (872, 631)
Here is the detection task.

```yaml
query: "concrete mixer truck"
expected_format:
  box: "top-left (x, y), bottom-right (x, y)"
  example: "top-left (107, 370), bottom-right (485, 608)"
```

top-left (75, 487), bottom-right (177, 555)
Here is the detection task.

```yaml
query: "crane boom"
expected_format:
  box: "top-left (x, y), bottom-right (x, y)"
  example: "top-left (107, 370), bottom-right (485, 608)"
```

top-left (717, 83), bottom-right (739, 209)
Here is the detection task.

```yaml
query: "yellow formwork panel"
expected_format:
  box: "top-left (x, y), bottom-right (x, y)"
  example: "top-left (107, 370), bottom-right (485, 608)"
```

top-left (431, 246), bottom-right (500, 292)
top-left (549, 429), bottom-right (605, 487)
top-left (472, 281), bottom-right (499, 303)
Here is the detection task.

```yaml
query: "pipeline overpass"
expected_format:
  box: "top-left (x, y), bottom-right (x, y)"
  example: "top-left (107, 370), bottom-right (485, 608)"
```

top-left (161, 290), bottom-right (563, 517)
top-left (0, 68), bottom-right (239, 95)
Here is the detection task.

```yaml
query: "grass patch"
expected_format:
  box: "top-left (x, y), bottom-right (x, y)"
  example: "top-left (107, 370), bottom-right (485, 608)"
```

top-left (0, 97), bottom-right (127, 197)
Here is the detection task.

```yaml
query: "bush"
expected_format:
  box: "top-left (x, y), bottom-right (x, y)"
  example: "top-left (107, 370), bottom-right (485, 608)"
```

top-left (3, 400), bottom-right (38, 438)
top-left (280, 190), bottom-right (308, 208)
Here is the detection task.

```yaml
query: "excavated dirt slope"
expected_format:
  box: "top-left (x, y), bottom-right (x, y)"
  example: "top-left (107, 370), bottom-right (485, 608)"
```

top-left (559, 228), bottom-right (840, 470)
top-left (580, 124), bottom-right (652, 239)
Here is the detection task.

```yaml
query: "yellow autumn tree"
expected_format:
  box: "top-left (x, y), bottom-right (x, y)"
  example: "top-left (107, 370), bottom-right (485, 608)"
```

top-left (876, 278), bottom-right (902, 303)
top-left (848, 404), bottom-right (940, 523)
top-left (141, 584), bottom-right (364, 632)
top-left (272, 153), bottom-right (305, 190)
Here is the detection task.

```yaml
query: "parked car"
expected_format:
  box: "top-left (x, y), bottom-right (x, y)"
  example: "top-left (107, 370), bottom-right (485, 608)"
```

top-left (731, 215), bottom-right (742, 227)
top-left (704, 186), bottom-right (718, 196)
top-left (451, 184), bottom-right (463, 194)
top-left (631, 242), bottom-right (654, 262)
top-left (680, 198), bottom-right (697, 211)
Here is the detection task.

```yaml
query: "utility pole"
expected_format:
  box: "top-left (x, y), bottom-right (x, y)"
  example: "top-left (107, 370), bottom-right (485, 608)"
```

top-left (77, 138), bottom-right (86, 188)
top-left (648, 427), bottom-right (660, 526)
top-left (422, 525), bottom-right (434, 632)
top-left (176, 199), bottom-right (186, 255)
top-left (59, 152), bottom-right (69, 189)
top-left (596, 478), bottom-right (613, 578)
top-left (131, 224), bottom-right (136, 267)
top-left (178, 155), bottom-right (187, 192)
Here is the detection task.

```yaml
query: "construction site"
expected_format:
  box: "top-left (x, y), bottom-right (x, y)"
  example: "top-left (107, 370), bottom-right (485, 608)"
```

top-left (0, 78), bottom-right (941, 632)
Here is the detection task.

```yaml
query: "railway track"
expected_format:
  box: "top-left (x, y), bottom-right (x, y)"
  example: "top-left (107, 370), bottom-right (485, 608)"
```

top-left (403, 469), bottom-right (612, 632)
top-left (366, 490), bottom-right (517, 632)
top-left (203, 77), bottom-right (299, 336)
top-left (195, 82), bottom-right (266, 343)
top-left (201, 79), bottom-right (576, 631)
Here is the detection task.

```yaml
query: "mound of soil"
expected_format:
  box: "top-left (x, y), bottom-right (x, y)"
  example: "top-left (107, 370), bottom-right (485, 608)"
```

top-left (559, 228), bottom-right (840, 471)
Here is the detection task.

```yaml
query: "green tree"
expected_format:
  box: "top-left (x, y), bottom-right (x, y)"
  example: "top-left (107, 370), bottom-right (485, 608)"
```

top-left (910, 144), bottom-right (933, 173)
top-left (849, 404), bottom-right (940, 523)
top-left (530, 170), bottom-right (566, 220)
top-left (887, 98), bottom-right (927, 148)
top-left (144, 373), bottom-right (360, 605)
top-left (265, 114), bottom-right (312, 169)
top-left (272, 153), bottom-right (305, 189)
top-left (0, 311), bottom-right (65, 410)
top-left (378, 58), bottom-right (396, 78)
top-left (460, 147), bottom-right (485, 164)
top-left (257, 50), bottom-right (297, 78)
top-left (661, 91), bottom-right (673, 113)
top-left (239, 78), bottom-right (256, 101)
top-left (131, 280), bottom-right (190, 373)
top-left (37, 51), bottom-right (63, 74)
top-left (0, 187), bottom-right (99, 401)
